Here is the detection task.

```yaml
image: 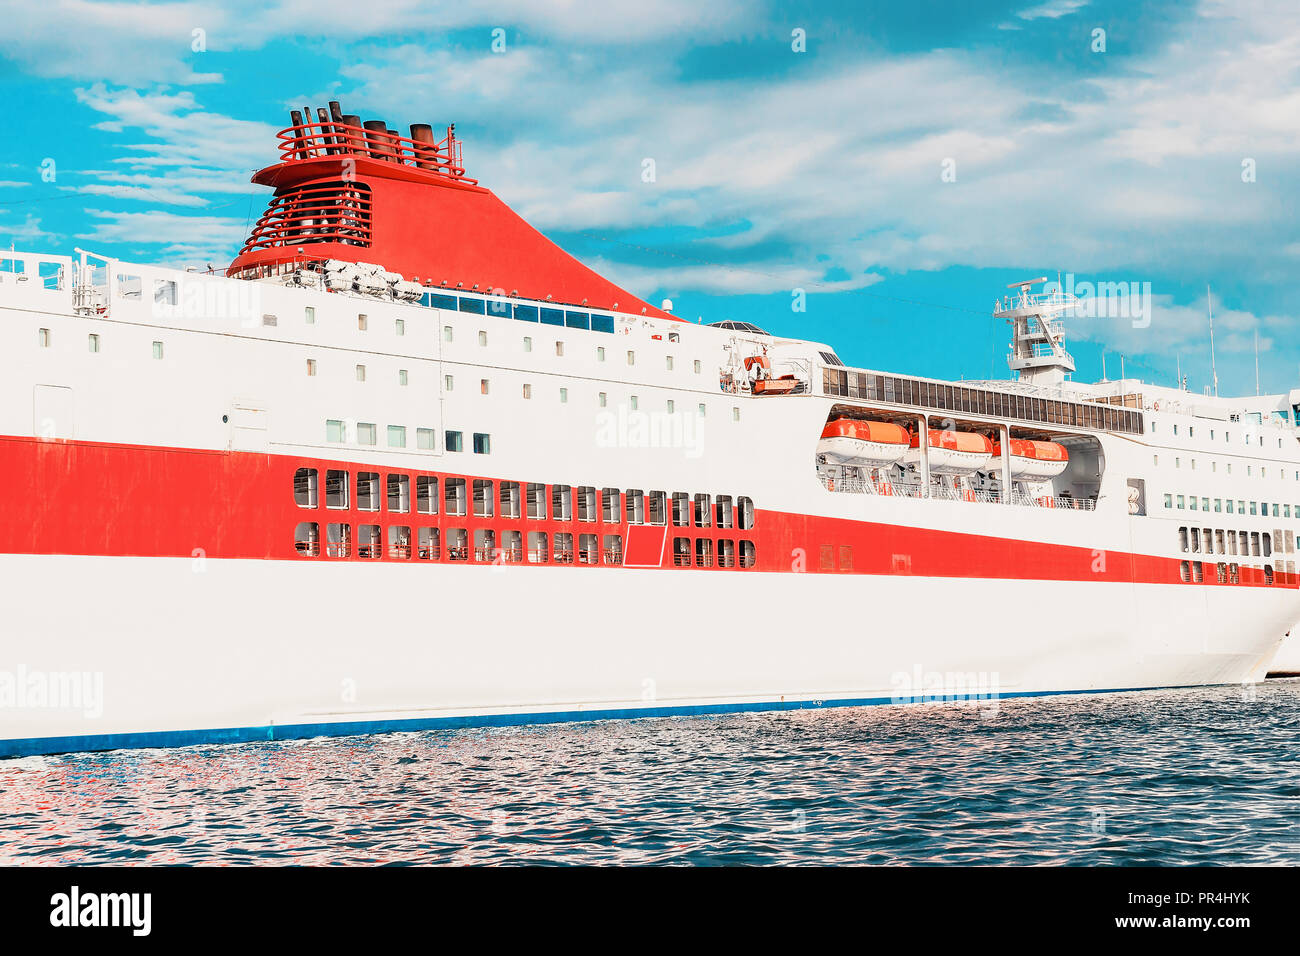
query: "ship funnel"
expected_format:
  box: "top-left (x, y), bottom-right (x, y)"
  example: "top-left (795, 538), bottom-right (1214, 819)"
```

top-left (362, 120), bottom-right (391, 160)
top-left (341, 115), bottom-right (362, 154)
top-left (409, 124), bottom-right (438, 170)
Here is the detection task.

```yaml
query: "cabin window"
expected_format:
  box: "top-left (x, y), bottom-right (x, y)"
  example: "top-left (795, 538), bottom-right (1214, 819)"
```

top-left (630, 396), bottom-right (639, 411)
top-left (445, 478), bottom-right (467, 516)
top-left (388, 525), bottom-right (411, 559)
top-left (718, 539), bottom-right (736, 568)
top-left (152, 341), bottom-right (164, 359)
top-left (417, 428), bottom-right (436, 450)
top-left (555, 341), bottom-right (564, 356)
top-left (417, 527), bottom-right (440, 560)
top-left (552, 485), bottom-right (573, 521)
top-left (740, 541), bottom-right (756, 568)
top-left (1179, 560), bottom-right (1190, 582)
top-left (357, 422), bottom-right (377, 445)
top-left (481, 378), bottom-right (490, 395)
top-left (1266, 565), bottom-right (1275, 585)
top-left (478, 331), bottom-right (488, 347)
top-left (528, 531), bottom-right (549, 563)
top-left (603, 534), bottom-right (623, 565)
top-left (527, 483), bottom-right (548, 520)
top-left (840, 546), bottom-right (853, 570)
top-left (698, 404), bottom-right (706, 417)
top-left (715, 495), bottom-right (734, 529)
top-left (693, 494), bottom-right (712, 528)
top-left (357, 314), bottom-right (368, 331)
top-left (326, 523), bottom-right (351, 557)
top-left (601, 488), bottom-right (620, 523)
top-left (446, 431), bottom-right (464, 452)
top-left (36, 328), bottom-right (50, 347)
top-left (820, 545), bottom-right (834, 570)
top-left (395, 318), bottom-right (405, 336)
top-left (445, 374), bottom-right (454, 391)
top-left (696, 538), bottom-right (714, 568)
top-left (417, 476), bottom-right (438, 514)
top-left (625, 489), bottom-right (646, 525)
top-left (560, 388), bottom-right (568, 403)
top-left (1178, 528), bottom-right (1190, 553)
top-left (598, 392), bottom-right (607, 407)
top-left (1189, 528), bottom-right (1200, 553)
top-left (667, 400), bottom-right (675, 414)
top-left (524, 336), bottom-right (533, 352)
top-left (308, 359), bottom-right (318, 377)
top-left (577, 486), bottom-right (597, 522)
top-left (578, 533), bottom-right (599, 565)
top-left (733, 407), bottom-right (740, 422)
top-left (500, 481), bottom-right (521, 519)
top-left (305, 306), bottom-right (315, 324)
top-left (648, 491), bottom-right (667, 526)
top-left (474, 529), bottom-right (497, 562)
top-left (446, 528), bottom-right (468, 561)
top-left (294, 522), bottom-right (320, 556)
top-left (738, 496), bottom-right (755, 530)
top-left (1216, 562), bottom-right (1228, 584)
top-left (1251, 532), bottom-right (1261, 557)
top-left (672, 537), bottom-right (692, 567)
top-left (627, 350), bottom-right (636, 366)
top-left (502, 530), bottom-right (523, 562)
top-left (666, 356), bottom-right (674, 371)
top-left (387, 474), bottom-right (410, 513)
top-left (1191, 561), bottom-right (1203, 583)
top-left (1215, 530), bottom-right (1226, 554)
top-left (694, 360), bottom-right (702, 374)
top-left (357, 472), bottom-right (381, 511)
top-left (443, 326), bottom-right (453, 342)
top-left (1227, 532), bottom-right (1238, 556)
top-left (388, 425), bottom-right (406, 448)
top-left (325, 470), bottom-right (349, 509)
top-left (1263, 533), bottom-right (1272, 558)
top-left (672, 492), bottom-right (690, 526)
top-left (399, 370), bottom-right (408, 386)
top-left (473, 479), bottom-right (494, 517)
top-left (597, 347), bottom-right (606, 361)
top-left (294, 468), bottom-right (319, 508)
top-left (523, 384), bottom-right (532, 399)
top-left (553, 532), bottom-right (574, 564)
top-left (88, 333), bottom-right (100, 353)
top-left (356, 364), bottom-right (366, 382)
top-left (473, 433), bottom-right (491, 454)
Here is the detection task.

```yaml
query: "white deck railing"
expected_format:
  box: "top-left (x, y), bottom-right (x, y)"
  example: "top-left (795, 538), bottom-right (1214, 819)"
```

top-left (819, 476), bottom-right (1095, 511)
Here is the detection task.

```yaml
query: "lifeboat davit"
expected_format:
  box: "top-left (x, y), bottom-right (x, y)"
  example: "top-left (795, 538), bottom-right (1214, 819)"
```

top-left (904, 429), bottom-right (994, 476)
top-left (992, 438), bottom-right (1069, 480)
top-left (817, 418), bottom-right (910, 467)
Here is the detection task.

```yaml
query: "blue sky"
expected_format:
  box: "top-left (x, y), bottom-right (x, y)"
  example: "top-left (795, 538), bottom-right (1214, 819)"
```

top-left (1, 0), bottom-right (1297, 394)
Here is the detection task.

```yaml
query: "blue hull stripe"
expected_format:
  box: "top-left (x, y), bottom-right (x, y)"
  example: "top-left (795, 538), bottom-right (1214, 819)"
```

top-left (0, 682), bottom-right (1220, 758)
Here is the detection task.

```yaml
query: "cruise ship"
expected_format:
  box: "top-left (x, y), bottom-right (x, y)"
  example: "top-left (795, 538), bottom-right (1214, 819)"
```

top-left (2, 103), bottom-right (1298, 757)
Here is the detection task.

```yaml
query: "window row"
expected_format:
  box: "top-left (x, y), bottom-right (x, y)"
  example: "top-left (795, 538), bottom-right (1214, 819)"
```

top-left (1163, 494), bottom-right (1297, 518)
top-left (1176, 526), bottom-right (1294, 558)
top-left (293, 523), bottom-right (758, 569)
top-left (323, 422), bottom-right (489, 453)
top-left (294, 469), bottom-right (755, 529)
top-left (1178, 560), bottom-right (1290, 586)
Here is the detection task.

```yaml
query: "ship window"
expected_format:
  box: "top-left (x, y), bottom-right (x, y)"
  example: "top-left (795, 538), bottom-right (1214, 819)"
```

top-left (502, 530), bottom-right (522, 562)
top-left (1176, 495), bottom-right (1184, 509)
top-left (1216, 562), bottom-right (1228, 584)
top-left (445, 374), bottom-right (454, 391)
top-left (294, 522), bottom-right (320, 556)
top-left (598, 392), bottom-right (607, 407)
top-left (693, 494), bottom-right (712, 527)
top-left (672, 537), bottom-right (691, 567)
top-left (1251, 532), bottom-right (1261, 556)
top-left (718, 539), bottom-right (736, 568)
top-left (387, 474), bottom-right (410, 513)
top-left (445, 478), bottom-right (467, 516)
top-left (473, 433), bottom-right (491, 454)
top-left (88, 333), bottom-right (100, 353)
top-left (601, 488), bottom-right (620, 523)
top-left (523, 384), bottom-right (532, 399)
top-left (552, 484), bottom-right (573, 521)
top-left (1266, 565), bottom-right (1275, 585)
top-left (1202, 497), bottom-right (1209, 512)
top-left (1178, 527), bottom-right (1189, 552)
top-left (154, 279), bottom-right (177, 306)
top-left (1238, 530), bottom-right (1248, 555)
top-left (555, 341), bottom-right (565, 356)
top-left (553, 532), bottom-right (574, 564)
top-left (1189, 496), bottom-right (1197, 512)
top-left (1214, 498), bottom-right (1222, 513)
top-left (388, 525), bottom-right (411, 559)
top-left (597, 347), bottom-right (606, 361)
top-left (356, 364), bottom-right (366, 382)
top-left (458, 297), bottom-right (486, 315)
top-left (698, 404), bottom-right (706, 417)
top-left (38, 328), bottom-right (50, 347)
top-left (1263, 533), bottom-right (1272, 557)
top-left (630, 396), bottom-right (639, 410)
top-left (695, 360), bottom-right (702, 374)
top-left (307, 359), bottom-right (317, 376)
top-left (840, 546), bottom-right (853, 571)
top-left (1163, 494), bottom-right (1173, 509)
top-left (474, 529), bottom-right (497, 562)
top-left (427, 294), bottom-right (456, 311)
top-left (666, 356), bottom-right (674, 371)
top-left (417, 428), bottom-right (436, 450)
top-left (603, 534), bottom-right (623, 565)
top-left (523, 336), bottom-right (533, 352)
top-left (565, 311), bottom-right (590, 330)
top-left (152, 340), bottom-right (164, 359)
top-left (1192, 561), bottom-right (1203, 583)
top-left (416, 476), bottom-right (438, 514)
top-left (739, 541), bottom-right (756, 568)
top-left (820, 545), bottom-right (834, 570)
top-left (715, 495), bottom-right (734, 529)
top-left (326, 523), bottom-right (351, 558)
top-left (625, 490), bottom-right (646, 525)
top-left (325, 470), bottom-right (349, 509)
top-left (417, 527), bottom-right (440, 560)
top-left (443, 326), bottom-right (453, 342)
top-left (1287, 530), bottom-right (1295, 553)
top-left (1215, 530), bottom-right (1226, 554)
top-left (294, 468), bottom-right (319, 508)
top-left (667, 400), bottom-right (675, 414)
top-left (672, 492), bottom-right (690, 526)
top-left (526, 482), bottom-right (548, 520)
top-left (591, 314), bottom-right (614, 334)
top-left (559, 388), bottom-right (568, 403)
top-left (1179, 560), bottom-right (1190, 582)
top-left (357, 422), bottom-right (377, 445)
top-left (1189, 528), bottom-right (1200, 552)
top-left (1227, 531), bottom-right (1238, 556)
top-left (696, 538), bottom-right (714, 568)
top-left (527, 531), bottom-right (549, 563)
top-left (473, 479), bottom-right (494, 517)
top-left (388, 425), bottom-right (407, 448)
top-left (738, 497), bottom-right (754, 529)
top-left (578, 533), bottom-right (598, 564)
top-left (541, 308), bottom-right (564, 326)
top-left (732, 407), bottom-right (740, 422)
top-left (577, 486), bottom-right (597, 522)
top-left (627, 350), bottom-right (636, 366)
top-left (514, 304), bottom-right (539, 322)
top-left (648, 491), bottom-right (667, 525)
top-left (357, 314), bottom-right (367, 331)
top-left (479, 330), bottom-right (488, 346)
top-left (395, 318), bottom-right (405, 336)
top-left (1226, 499), bottom-right (1235, 514)
top-left (447, 528), bottom-right (468, 561)
top-left (446, 431), bottom-right (464, 452)
top-left (1229, 562), bottom-right (1240, 584)
top-left (399, 370), bottom-right (408, 386)
top-left (305, 306), bottom-right (315, 324)
top-left (356, 472), bottom-right (380, 511)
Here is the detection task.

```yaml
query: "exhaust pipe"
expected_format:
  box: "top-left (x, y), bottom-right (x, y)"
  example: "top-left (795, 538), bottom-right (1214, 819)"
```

top-left (409, 124), bottom-right (439, 170)
top-left (363, 120), bottom-right (392, 160)
top-left (341, 114), bottom-right (362, 154)
top-left (289, 109), bottom-right (308, 160)
top-left (315, 107), bottom-right (336, 155)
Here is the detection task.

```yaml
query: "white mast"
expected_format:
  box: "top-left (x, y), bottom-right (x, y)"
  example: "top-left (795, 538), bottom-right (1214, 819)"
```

top-left (1207, 284), bottom-right (1219, 398)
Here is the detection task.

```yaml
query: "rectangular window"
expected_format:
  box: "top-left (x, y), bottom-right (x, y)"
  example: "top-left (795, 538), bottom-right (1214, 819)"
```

top-left (577, 486), bottom-right (597, 522)
top-left (526, 482), bottom-right (548, 520)
top-left (528, 531), bottom-right (549, 564)
top-left (603, 534), bottom-right (623, 566)
top-left (672, 492), bottom-right (690, 526)
top-left (388, 425), bottom-right (407, 448)
top-left (693, 493), bottom-right (712, 527)
top-left (738, 497), bottom-right (755, 530)
top-left (356, 364), bottom-right (366, 382)
top-left (648, 491), bottom-right (667, 526)
top-left (627, 350), bottom-right (635, 366)
top-left (560, 388), bottom-right (568, 403)
top-left (541, 308), bottom-right (564, 327)
top-left (601, 488), bottom-right (620, 523)
top-left (696, 538), bottom-right (714, 568)
top-left (473, 433), bottom-right (491, 454)
top-left (357, 422), bottom-right (377, 446)
top-left (88, 333), bottom-right (100, 353)
top-left (474, 528), bottom-right (497, 562)
top-left (502, 530), bottom-right (522, 562)
top-left (399, 369), bottom-right (408, 386)
top-left (326, 523), bottom-right (351, 558)
top-left (357, 472), bottom-right (380, 511)
top-left (715, 495), bottom-right (734, 529)
top-left (514, 305), bottom-right (539, 323)
top-left (598, 392), bottom-right (607, 407)
top-left (625, 489), bottom-right (646, 525)
top-left (294, 468), bottom-right (319, 508)
top-left (672, 537), bottom-right (692, 567)
top-left (307, 358), bottom-right (317, 376)
top-left (500, 481), bottom-right (521, 519)
top-left (839, 545), bottom-right (853, 571)
top-left (523, 336), bottom-right (533, 352)
top-left (262, 314), bottom-right (278, 327)
top-left (395, 318), bottom-right (405, 336)
top-left (388, 525), bottom-right (411, 559)
top-left (416, 476), bottom-right (438, 514)
top-left (478, 330), bottom-right (488, 346)
top-left (443, 326), bottom-right (453, 342)
top-left (552, 484), bottom-right (573, 521)
top-left (38, 328), bottom-right (50, 347)
top-left (446, 528), bottom-right (469, 561)
top-left (553, 532), bottom-right (574, 564)
top-left (666, 356), bottom-right (674, 371)
top-left (152, 341), bottom-right (164, 359)
top-left (305, 306), bottom-right (315, 324)
top-left (473, 479), bottom-right (495, 517)
top-left (739, 540), bottom-right (756, 568)
top-left (597, 347), bottom-right (606, 361)
top-left (294, 521), bottom-right (320, 556)
top-left (578, 533), bottom-right (598, 565)
top-left (446, 430), bottom-right (464, 452)
top-left (325, 470), bottom-right (349, 509)
top-left (481, 378), bottom-right (490, 395)
top-left (445, 374), bottom-right (454, 391)
top-left (387, 474), bottom-right (410, 513)
top-left (357, 314), bottom-right (368, 331)
top-left (445, 478), bottom-right (467, 516)
top-left (417, 427), bottom-right (436, 450)
top-left (523, 384), bottom-right (532, 399)
top-left (718, 539), bottom-right (736, 568)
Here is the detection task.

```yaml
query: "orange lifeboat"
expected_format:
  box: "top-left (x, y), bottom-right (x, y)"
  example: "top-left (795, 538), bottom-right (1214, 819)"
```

top-left (817, 418), bottom-right (910, 467)
top-left (903, 429), bottom-right (994, 475)
top-left (992, 438), bottom-right (1069, 480)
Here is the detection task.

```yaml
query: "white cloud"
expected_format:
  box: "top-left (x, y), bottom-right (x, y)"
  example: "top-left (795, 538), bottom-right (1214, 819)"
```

top-left (1017, 1), bottom-right (1089, 21)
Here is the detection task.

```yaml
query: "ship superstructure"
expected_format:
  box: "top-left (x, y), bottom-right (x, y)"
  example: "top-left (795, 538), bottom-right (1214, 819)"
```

top-left (1, 103), bottom-right (1298, 757)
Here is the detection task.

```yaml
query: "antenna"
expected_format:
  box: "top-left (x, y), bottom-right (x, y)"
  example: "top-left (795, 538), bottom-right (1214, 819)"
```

top-left (1120, 355), bottom-right (1125, 380)
top-left (1207, 284), bottom-right (1219, 398)
top-left (1177, 354), bottom-right (1182, 390)
top-left (1101, 351), bottom-right (1107, 381)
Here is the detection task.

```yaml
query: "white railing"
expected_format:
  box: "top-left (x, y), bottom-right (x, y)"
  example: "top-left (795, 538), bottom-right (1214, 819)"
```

top-left (820, 476), bottom-right (1095, 511)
